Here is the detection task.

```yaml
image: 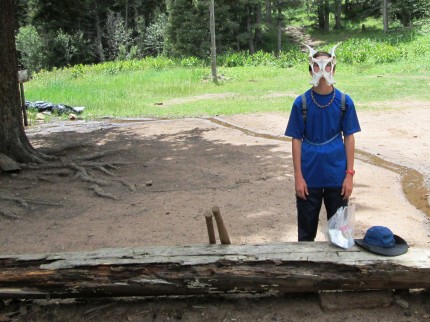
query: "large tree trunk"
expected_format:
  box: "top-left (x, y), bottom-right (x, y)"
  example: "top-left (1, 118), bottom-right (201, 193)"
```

top-left (0, 0), bottom-right (45, 164)
top-left (334, 0), bottom-right (342, 29)
top-left (0, 243), bottom-right (429, 299)
top-left (318, 0), bottom-right (325, 31)
top-left (324, 0), bottom-right (330, 33)
top-left (209, 0), bottom-right (217, 83)
top-left (93, 0), bottom-right (106, 62)
top-left (399, 3), bottom-right (411, 27)
top-left (265, 0), bottom-right (272, 24)
top-left (125, 0), bottom-right (129, 31)
top-left (255, 3), bottom-right (262, 48)
top-left (277, 0), bottom-right (282, 56)
top-left (246, 4), bottom-right (255, 54)
top-left (383, 0), bottom-right (389, 33)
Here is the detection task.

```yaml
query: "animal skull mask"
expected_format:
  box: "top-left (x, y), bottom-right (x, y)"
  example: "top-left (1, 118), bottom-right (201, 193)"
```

top-left (305, 43), bottom-right (341, 86)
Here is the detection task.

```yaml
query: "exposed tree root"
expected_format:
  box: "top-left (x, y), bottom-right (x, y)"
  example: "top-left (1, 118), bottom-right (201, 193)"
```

top-left (80, 161), bottom-right (125, 168)
top-left (38, 142), bottom-right (94, 156)
top-left (20, 198), bottom-right (63, 207)
top-left (20, 161), bottom-right (128, 188)
top-left (74, 149), bottom-right (127, 161)
top-left (20, 161), bottom-right (130, 170)
top-left (40, 169), bottom-right (74, 177)
top-left (0, 195), bottom-right (62, 208)
top-left (89, 184), bottom-right (118, 200)
top-left (72, 165), bottom-right (108, 186)
top-left (24, 145), bottom-right (58, 163)
top-left (0, 209), bottom-right (22, 220)
top-left (12, 151), bottom-right (134, 202)
top-left (37, 176), bottom-right (57, 183)
top-left (95, 166), bottom-right (115, 176)
top-left (0, 195), bottom-right (31, 209)
top-left (116, 179), bottom-right (137, 192)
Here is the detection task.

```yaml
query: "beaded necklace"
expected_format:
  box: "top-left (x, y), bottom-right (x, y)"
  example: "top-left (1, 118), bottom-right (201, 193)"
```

top-left (311, 87), bottom-right (336, 108)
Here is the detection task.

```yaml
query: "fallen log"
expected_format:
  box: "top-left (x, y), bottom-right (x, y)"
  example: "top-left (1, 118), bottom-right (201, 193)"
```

top-left (0, 243), bottom-right (429, 299)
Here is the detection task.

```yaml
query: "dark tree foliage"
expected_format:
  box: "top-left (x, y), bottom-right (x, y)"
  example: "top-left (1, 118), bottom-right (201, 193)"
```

top-left (17, 0), bottom-right (167, 67)
top-left (165, 0), bottom-right (209, 58)
top-left (26, 0), bottom-right (92, 34)
top-left (165, 0), bottom-right (279, 57)
top-left (343, 0), bottom-right (382, 21)
top-left (344, 0), bottom-right (430, 25)
top-left (166, 0), bottom-right (248, 58)
top-left (13, 0), bottom-right (430, 67)
top-left (391, 0), bottom-right (430, 27)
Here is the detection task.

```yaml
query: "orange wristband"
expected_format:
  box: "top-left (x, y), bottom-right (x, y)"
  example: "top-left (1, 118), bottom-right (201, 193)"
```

top-left (346, 169), bottom-right (355, 176)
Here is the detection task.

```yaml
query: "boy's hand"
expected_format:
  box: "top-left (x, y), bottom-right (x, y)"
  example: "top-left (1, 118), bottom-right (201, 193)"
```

top-left (295, 176), bottom-right (309, 200)
top-left (342, 175), bottom-right (354, 199)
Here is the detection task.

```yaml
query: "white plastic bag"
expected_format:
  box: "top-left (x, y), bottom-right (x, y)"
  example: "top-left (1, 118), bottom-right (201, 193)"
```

top-left (324, 204), bottom-right (355, 249)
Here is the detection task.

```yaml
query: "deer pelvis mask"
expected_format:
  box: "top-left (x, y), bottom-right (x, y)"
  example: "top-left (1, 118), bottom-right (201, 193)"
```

top-left (305, 43), bottom-right (340, 86)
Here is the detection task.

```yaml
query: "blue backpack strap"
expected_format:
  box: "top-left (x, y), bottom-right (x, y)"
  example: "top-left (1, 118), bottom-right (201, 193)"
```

top-left (341, 93), bottom-right (346, 119)
top-left (303, 92), bottom-right (345, 128)
top-left (301, 94), bottom-right (307, 122)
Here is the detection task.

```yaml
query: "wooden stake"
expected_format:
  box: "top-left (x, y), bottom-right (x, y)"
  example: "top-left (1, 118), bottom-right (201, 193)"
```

top-left (204, 210), bottom-right (216, 244)
top-left (212, 206), bottom-right (231, 245)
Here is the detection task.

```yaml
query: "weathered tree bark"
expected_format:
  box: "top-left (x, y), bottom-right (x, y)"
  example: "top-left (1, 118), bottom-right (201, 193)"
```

top-left (0, 243), bottom-right (429, 299)
top-left (0, 0), bottom-right (46, 164)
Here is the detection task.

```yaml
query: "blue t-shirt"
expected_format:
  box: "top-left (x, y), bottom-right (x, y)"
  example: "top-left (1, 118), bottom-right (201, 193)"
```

top-left (285, 88), bottom-right (361, 188)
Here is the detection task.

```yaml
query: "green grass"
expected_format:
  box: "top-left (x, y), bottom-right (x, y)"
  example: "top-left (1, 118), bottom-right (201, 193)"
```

top-left (26, 66), bottom-right (300, 118)
top-left (25, 23), bottom-right (430, 120)
top-left (25, 62), bottom-right (430, 119)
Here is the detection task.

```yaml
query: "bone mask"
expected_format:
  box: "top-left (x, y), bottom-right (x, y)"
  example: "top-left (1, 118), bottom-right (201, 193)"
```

top-left (304, 43), bottom-right (341, 86)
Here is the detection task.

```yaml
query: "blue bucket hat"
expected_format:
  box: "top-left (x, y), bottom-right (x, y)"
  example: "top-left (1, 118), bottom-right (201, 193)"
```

top-left (354, 226), bottom-right (408, 256)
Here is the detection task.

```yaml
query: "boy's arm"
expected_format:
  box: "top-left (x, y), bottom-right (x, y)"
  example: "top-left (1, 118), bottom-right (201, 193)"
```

top-left (292, 138), bottom-right (308, 199)
top-left (342, 134), bottom-right (355, 199)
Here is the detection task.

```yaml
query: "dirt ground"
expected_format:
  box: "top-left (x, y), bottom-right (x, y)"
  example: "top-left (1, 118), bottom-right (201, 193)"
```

top-left (0, 104), bottom-right (430, 321)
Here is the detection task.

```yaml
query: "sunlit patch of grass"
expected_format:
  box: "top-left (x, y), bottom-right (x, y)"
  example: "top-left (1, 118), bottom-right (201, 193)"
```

top-left (25, 30), bottom-right (430, 119)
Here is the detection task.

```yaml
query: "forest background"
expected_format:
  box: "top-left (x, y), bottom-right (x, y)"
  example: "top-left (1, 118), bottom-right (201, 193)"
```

top-left (13, 0), bottom-right (430, 122)
top-left (15, 0), bottom-right (430, 74)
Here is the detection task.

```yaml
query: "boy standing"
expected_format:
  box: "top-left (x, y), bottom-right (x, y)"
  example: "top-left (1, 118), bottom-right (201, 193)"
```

top-left (285, 45), bottom-right (361, 241)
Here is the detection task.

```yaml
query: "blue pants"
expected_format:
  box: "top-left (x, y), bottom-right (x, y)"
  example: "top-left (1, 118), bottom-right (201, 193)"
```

top-left (297, 188), bottom-right (348, 241)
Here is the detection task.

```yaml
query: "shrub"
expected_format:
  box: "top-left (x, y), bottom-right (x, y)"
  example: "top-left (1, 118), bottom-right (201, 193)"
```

top-left (104, 10), bottom-right (133, 60)
top-left (69, 64), bottom-right (85, 79)
top-left (16, 25), bottom-right (47, 74)
top-left (52, 29), bottom-right (77, 67)
top-left (180, 56), bottom-right (204, 67)
top-left (143, 14), bottom-right (167, 56)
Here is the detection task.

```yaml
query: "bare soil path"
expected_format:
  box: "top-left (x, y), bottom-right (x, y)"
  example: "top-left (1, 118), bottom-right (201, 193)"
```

top-left (0, 107), bottom-right (429, 321)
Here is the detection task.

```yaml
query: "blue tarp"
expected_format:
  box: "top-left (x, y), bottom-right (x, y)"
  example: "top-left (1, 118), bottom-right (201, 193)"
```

top-left (25, 101), bottom-right (85, 115)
